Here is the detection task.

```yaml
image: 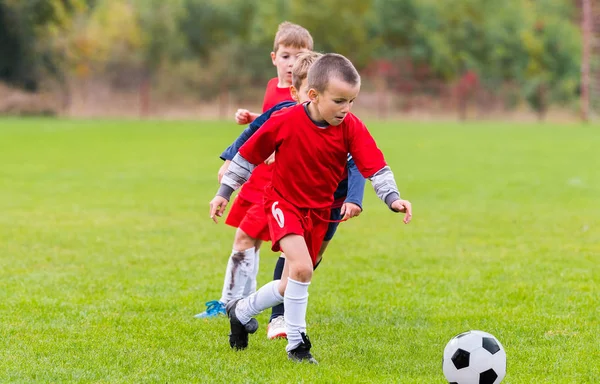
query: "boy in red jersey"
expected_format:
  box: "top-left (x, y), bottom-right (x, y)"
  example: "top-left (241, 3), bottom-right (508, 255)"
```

top-left (209, 53), bottom-right (412, 363)
top-left (196, 52), bottom-right (365, 321)
top-left (197, 53), bottom-right (365, 344)
top-left (195, 23), bottom-right (314, 319)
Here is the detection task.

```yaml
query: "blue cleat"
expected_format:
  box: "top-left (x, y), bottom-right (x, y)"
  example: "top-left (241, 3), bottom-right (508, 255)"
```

top-left (194, 300), bottom-right (226, 318)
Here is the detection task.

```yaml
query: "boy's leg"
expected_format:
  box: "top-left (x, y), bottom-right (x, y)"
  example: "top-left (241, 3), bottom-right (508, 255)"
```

top-left (278, 235), bottom-right (313, 349)
top-left (228, 277), bottom-right (285, 349)
top-left (270, 255), bottom-right (286, 321)
top-left (219, 228), bottom-right (260, 303)
top-left (237, 202), bottom-right (269, 297)
top-left (242, 245), bottom-right (261, 297)
top-left (267, 254), bottom-right (287, 339)
top-left (196, 197), bottom-right (269, 318)
top-left (228, 233), bottom-right (316, 356)
top-left (194, 228), bottom-right (257, 318)
top-left (267, 209), bottom-right (337, 337)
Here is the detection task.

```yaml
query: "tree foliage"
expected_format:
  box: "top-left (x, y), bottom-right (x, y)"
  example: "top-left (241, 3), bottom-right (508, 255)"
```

top-left (0, 0), bottom-right (582, 112)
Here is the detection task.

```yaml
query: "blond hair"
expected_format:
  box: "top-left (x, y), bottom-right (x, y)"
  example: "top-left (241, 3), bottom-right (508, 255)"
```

top-left (292, 51), bottom-right (323, 90)
top-left (308, 53), bottom-right (361, 93)
top-left (273, 21), bottom-right (313, 53)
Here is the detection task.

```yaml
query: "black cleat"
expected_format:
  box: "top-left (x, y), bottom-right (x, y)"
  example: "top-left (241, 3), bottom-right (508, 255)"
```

top-left (287, 332), bottom-right (318, 364)
top-left (226, 299), bottom-right (258, 350)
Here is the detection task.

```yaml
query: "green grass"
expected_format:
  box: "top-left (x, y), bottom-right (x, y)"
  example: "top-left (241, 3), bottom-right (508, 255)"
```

top-left (0, 118), bottom-right (598, 383)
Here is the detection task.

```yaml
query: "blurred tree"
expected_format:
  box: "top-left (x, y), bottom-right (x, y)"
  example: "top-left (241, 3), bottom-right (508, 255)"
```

top-left (180, 0), bottom-right (255, 60)
top-left (373, 0), bottom-right (580, 119)
top-left (254, 0), bottom-right (377, 68)
top-left (520, 0), bottom-right (581, 120)
top-left (179, 0), bottom-right (261, 113)
top-left (288, 0), bottom-right (378, 69)
top-left (132, 0), bottom-right (186, 115)
top-left (0, 1), bottom-right (35, 89)
top-left (38, 0), bottom-right (92, 109)
top-left (0, 0), bottom-right (69, 90)
top-left (0, 0), bottom-right (584, 119)
top-left (37, 0), bottom-right (145, 110)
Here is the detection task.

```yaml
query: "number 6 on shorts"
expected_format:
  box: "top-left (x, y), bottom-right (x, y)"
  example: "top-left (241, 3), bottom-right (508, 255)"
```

top-left (271, 201), bottom-right (285, 228)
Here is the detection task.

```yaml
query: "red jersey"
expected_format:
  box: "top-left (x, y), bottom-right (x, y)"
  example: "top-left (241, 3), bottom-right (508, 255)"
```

top-left (262, 78), bottom-right (293, 112)
top-left (239, 104), bottom-right (386, 209)
top-left (237, 164), bottom-right (273, 204)
top-left (238, 78), bottom-right (293, 204)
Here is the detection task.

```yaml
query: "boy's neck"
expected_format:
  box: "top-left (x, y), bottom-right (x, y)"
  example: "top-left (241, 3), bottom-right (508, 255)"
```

top-left (277, 78), bottom-right (292, 88)
top-left (304, 102), bottom-right (329, 127)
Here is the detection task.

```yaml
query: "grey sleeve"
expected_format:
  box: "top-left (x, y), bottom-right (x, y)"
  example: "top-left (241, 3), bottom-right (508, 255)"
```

top-left (368, 166), bottom-right (401, 211)
top-left (217, 153), bottom-right (256, 200)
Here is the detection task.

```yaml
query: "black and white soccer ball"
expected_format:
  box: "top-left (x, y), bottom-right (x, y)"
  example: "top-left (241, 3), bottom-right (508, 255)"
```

top-left (442, 330), bottom-right (506, 384)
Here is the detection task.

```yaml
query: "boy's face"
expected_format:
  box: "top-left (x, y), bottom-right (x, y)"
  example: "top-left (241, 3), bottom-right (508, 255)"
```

top-left (271, 45), bottom-right (309, 86)
top-left (290, 78), bottom-right (310, 104)
top-left (309, 77), bottom-right (360, 126)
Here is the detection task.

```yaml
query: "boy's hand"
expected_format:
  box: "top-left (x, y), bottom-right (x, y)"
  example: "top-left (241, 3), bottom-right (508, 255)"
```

top-left (341, 202), bottom-right (362, 221)
top-left (391, 199), bottom-right (412, 224)
top-left (235, 109), bottom-right (252, 125)
top-left (264, 152), bottom-right (276, 165)
top-left (209, 196), bottom-right (229, 223)
top-left (218, 160), bottom-right (231, 183)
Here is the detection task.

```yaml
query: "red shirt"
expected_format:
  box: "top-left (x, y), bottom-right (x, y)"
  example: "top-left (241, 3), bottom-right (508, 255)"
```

top-left (238, 79), bottom-right (294, 204)
top-left (239, 104), bottom-right (386, 209)
top-left (262, 78), bottom-right (293, 112)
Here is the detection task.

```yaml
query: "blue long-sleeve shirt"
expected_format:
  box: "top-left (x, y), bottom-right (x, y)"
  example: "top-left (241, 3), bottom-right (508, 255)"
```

top-left (220, 101), bottom-right (366, 210)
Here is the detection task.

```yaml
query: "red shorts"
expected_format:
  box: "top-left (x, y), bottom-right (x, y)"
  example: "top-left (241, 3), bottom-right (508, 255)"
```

top-left (263, 186), bottom-right (330, 266)
top-left (225, 196), bottom-right (270, 241)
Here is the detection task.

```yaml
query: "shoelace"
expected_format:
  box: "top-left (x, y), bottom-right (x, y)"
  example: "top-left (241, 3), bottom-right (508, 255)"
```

top-left (204, 300), bottom-right (224, 316)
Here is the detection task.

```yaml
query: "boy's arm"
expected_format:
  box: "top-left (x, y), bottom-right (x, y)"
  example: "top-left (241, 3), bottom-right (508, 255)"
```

top-left (210, 116), bottom-right (283, 222)
top-left (217, 117), bottom-right (266, 183)
top-left (221, 101), bottom-right (295, 161)
top-left (217, 153), bottom-right (257, 199)
top-left (344, 155), bottom-right (366, 209)
top-left (220, 114), bottom-right (268, 161)
top-left (348, 121), bottom-right (412, 223)
top-left (248, 112), bottom-right (260, 122)
top-left (369, 167), bottom-right (412, 224)
top-left (235, 109), bottom-right (260, 125)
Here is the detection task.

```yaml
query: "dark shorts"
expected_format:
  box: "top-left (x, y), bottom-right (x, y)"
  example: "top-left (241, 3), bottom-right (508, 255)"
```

top-left (323, 207), bottom-right (342, 241)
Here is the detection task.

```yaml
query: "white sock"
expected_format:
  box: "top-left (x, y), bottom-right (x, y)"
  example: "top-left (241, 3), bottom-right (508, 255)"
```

top-left (242, 250), bottom-right (260, 297)
top-left (219, 248), bottom-right (256, 304)
top-left (284, 278), bottom-right (310, 352)
top-left (236, 279), bottom-right (283, 325)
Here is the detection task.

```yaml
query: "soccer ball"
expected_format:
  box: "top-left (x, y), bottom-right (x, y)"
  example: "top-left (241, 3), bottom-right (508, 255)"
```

top-left (442, 330), bottom-right (506, 384)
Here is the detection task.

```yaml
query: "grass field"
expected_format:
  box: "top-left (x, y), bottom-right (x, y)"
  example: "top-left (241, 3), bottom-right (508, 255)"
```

top-left (0, 118), bottom-right (598, 383)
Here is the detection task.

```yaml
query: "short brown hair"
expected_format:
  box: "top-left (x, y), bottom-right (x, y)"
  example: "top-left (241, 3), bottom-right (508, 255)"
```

top-left (292, 52), bottom-right (323, 90)
top-left (307, 53), bottom-right (361, 93)
top-left (273, 21), bottom-right (313, 52)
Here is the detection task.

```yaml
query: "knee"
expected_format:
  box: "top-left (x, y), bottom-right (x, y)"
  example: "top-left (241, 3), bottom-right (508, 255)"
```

top-left (233, 229), bottom-right (256, 250)
top-left (293, 264), bottom-right (313, 283)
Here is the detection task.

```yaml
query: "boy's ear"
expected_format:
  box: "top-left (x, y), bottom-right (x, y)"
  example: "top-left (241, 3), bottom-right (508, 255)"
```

top-left (270, 51), bottom-right (276, 65)
top-left (290, 86), bottom-right (299, 102)
top-left (308, 88), bottom-right (319, 102)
